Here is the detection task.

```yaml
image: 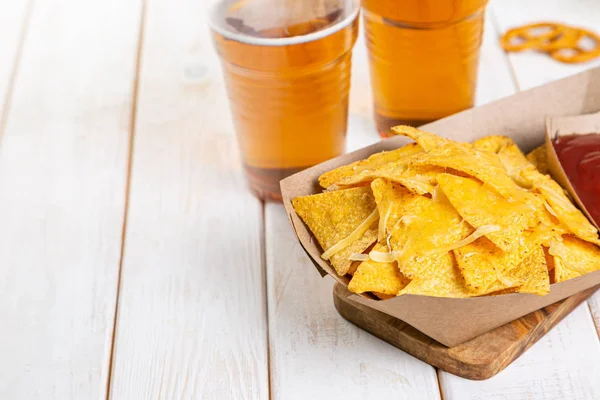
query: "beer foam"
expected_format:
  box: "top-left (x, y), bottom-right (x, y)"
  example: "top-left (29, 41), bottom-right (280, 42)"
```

top-left (210, 0), bottom-right (359, 46)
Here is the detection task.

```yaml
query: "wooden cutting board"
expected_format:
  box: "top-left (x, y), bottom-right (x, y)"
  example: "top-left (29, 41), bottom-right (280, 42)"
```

top-left (333, 283), bottom-right (600, 380)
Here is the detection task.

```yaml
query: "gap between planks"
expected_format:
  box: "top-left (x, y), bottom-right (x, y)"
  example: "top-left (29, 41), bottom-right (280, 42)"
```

top-left (105, 0), bottom-right (148, 397)
top-left (262, 200), bottom-right (274, 400)
top-left (0, 0), bottom-right (34, 142)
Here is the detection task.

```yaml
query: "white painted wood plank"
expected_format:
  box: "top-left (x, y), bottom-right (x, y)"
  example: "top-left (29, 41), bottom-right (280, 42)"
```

top-left (476, 9), bottom-right (518, 106)
top-left (108, 1), bottom-right (268, 399)
top-left (590, 296), bottom-right (600, 336)
top-left (492, 0), bottom-right (600, 90)
top-left (0, 1), bottom-right (30, 124)
top-left (441, 1), bottom-right (600, 398)
top-left (441, 304), bottom-right (600, 400)
top-left (0, 0), bottom-right (142, 398)
top-left (266, 203), bottom-right (442, 400)
top-left (265, 7), bottom-right (518, 400)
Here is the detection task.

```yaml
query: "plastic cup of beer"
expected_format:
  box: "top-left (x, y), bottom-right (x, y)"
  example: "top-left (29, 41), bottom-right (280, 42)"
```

top-left (362, 0), bottom-right (489, 137)
top-left (209, 0), bottom-right (360, 200)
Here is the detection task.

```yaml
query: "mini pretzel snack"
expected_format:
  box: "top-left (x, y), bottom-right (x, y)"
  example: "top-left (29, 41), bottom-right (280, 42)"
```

top-left (501, 22), bottom-right (600, 64)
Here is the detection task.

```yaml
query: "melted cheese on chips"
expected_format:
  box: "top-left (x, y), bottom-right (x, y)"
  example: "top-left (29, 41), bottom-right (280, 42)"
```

top-left (526, 144), bottom-right (549, 175)
top-left (497, 141), bottom-right (535, 188)
top-left (520, 166), bottom-right (600, 246)
top-left (294, 127), bottom-right (600, 299)
top-left (391, 125), bottom-right (451, 151)
top-left (549, 235), bottom-right (600, 282)
top-left (472, 135), bottom-right (515, 153)
top-left (293, 187), bottom-right (378, 276)
top-left (437, 173), bottom-right (539, 253)
top-left (318, 143), bottom-right (423, 189)
top-left (408, 144), bottom-right (525, 201)
top-left (348, 243), bottom-right (408, 295)
top-left (399, 253), bottom-right (471, 298)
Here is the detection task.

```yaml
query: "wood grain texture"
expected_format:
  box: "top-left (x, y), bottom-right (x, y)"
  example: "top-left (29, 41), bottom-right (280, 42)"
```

top-left (334, 284), bottom-right (599, 380)
top-left (108, 1), bottom-right (269, 399)
top-left (0, 0), bottom-right (142, 398)
top-left (440, 303), bottom-right (600, 400)
top-left (266, 204), bottom-right (441, 400)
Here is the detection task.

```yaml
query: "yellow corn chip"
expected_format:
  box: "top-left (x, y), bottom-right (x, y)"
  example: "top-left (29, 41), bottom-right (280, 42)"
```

top-left (437, 173), bottom-right (539, 253)
top-left (348, 243), bottom-right (408, 295)
top-left (497, 141), bottom-right (534, 188)
top-left (454, 237), bottom-right (519, 295)
top-left (472, 135), bottom-right (515, 153)
top-left (408, 142), bottom-right (525, 201)
top-left (370, 178), bottom-right (415, 242)
top-left (399, 253), bottom-right (472, 298)
top-left (292, 187), bottom-right (378, 276)
top-left (520, 166), bottom-right (600, 246)
top-left (509, 245), bottom-right (550, 296)
top-left (371, 180), bottom-right (472, 278)
top-left (526, 144), bottom-right (549, 175)
top-left (335, 160), bottom-right (443, 196)
top-left (318, 143), bottom-right (423, 189)
top-left (549, 235), bottom-right (600, 283)
top-left (391, 125), bottom-right (451, 151)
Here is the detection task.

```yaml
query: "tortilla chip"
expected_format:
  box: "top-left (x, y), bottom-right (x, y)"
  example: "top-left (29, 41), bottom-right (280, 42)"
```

top-left (497, 141), bottom-right (534, 188)
top-left (526, 144), bottom-right (549, 175)
top-left (292, 187), bottom-right (378, 276)
top-left (347, 261), bottom-right (360, 276)
top-left (454, 237), bottom-right (518, 295)
top-left (348, 243), bottom-right (408, 295)
top-left (371, 180), bottom-right (472, 278)
top-left (335, 160), bottom-right (443, 196)
top-left (371, 178), bottom-right (414, 240)
top-left (508, 245), bottom-right (550, 295)
top-left (550, 235), bottom-right (600, 283)
top-left (399, 253), bottom-right (472, 298)
top-left (318, 143), bottom-right (423, 189)
top-left (520, 166), bottom-right (600, 246)
top-left (408, 142), bottom-right (525, 201)
top-left (391, 125), bottom-right (451, 151)
top-left (544, 247), bottom-right (557, 284)
top-left (472, 135), bottom-right (515, 153)
top-left (437, 173), bottom-right (539, 253)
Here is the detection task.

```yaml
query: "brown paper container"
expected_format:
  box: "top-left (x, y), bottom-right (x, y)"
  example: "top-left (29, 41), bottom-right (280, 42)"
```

top-left (281, 67), bottom-right (600, 347)
top-left (546, 111), bottom-right (600, 229)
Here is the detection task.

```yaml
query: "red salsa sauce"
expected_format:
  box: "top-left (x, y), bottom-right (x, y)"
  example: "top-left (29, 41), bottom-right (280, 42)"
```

top-left (553, 133), bottom-right (600, 225)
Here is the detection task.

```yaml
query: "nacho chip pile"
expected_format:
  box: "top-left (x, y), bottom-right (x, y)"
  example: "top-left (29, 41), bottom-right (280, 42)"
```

top-left (292, 127), bottom-right (600, 299)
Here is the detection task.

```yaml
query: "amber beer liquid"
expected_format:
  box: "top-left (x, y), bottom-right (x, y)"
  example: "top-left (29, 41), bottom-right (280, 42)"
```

top-left (362, 0), bottom-right (489, 136)
top-left (210, 1), bottom-right (359, 200)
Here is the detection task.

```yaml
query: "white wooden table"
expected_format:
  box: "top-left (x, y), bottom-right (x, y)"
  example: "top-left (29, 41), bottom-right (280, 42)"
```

top-left (2, 0), bottom-right (600, 399)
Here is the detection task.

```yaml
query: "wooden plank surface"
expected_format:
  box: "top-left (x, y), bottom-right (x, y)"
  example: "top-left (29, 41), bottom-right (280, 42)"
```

top-left (0, 1), bottom-right (30, 125)
top-left (265, 203), bottom-right (442, 400)
top-left (439, 1), bottom-right (600, 398)
top-left (108, 1), bottom-right (269, 399)
top-left (0, 0), bottom-right (142, 398)
top-left (492, 0), bottom-right (600, 90)
top-left (440, 304), bottom-right (600, 400)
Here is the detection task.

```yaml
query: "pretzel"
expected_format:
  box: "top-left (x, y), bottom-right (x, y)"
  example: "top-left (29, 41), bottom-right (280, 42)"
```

top-left (500, 22), bottom-right (600, 64)
top-left (550, 28), bottom-right (600, 63)
top-left (500, 23), bottom-right (566, 52)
